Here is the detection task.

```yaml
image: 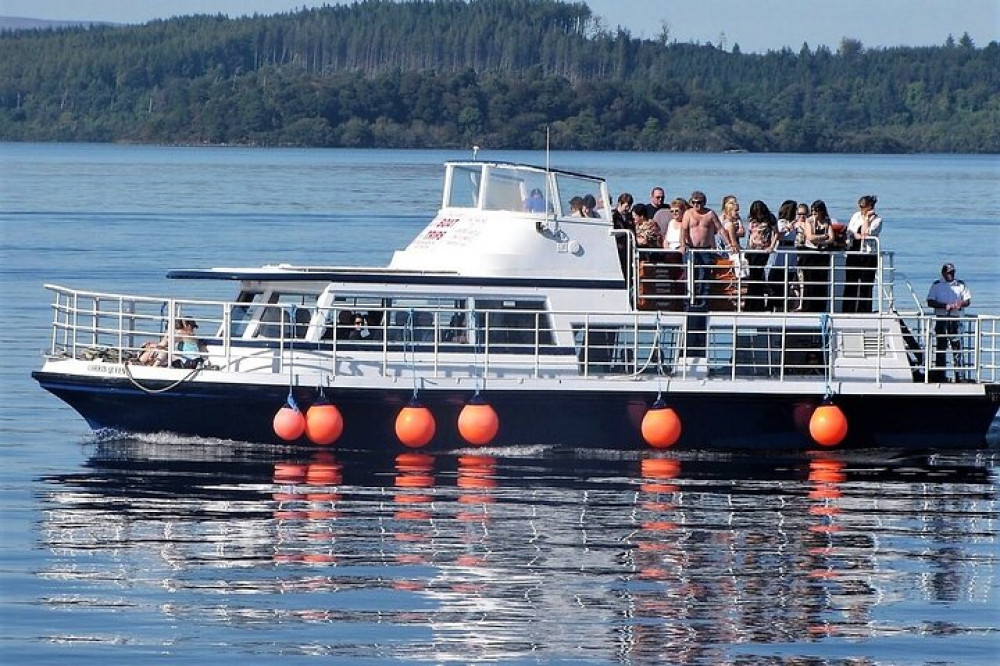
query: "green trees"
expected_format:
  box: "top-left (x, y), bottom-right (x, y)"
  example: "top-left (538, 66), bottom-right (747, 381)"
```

top-left (0, 0), bottom-right (996, 152)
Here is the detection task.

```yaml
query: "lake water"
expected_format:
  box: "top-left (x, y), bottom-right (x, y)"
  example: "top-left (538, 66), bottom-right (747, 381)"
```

top-left (1, 144), bottom-right (998, 664)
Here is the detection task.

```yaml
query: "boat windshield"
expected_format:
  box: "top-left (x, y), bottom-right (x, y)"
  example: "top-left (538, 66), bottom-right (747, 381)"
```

top-left (445, 163), bottom-right (605, 218)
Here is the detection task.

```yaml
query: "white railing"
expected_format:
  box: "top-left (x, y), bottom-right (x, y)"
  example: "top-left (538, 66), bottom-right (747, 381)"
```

top-left (630, 244), bottom-right (894, 315)
top-left (43, 284), bottom-right (999, 385)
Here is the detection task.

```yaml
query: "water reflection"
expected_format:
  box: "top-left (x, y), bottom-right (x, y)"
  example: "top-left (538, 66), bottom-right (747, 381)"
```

top-left (39, 439), bottom-right (998, 663)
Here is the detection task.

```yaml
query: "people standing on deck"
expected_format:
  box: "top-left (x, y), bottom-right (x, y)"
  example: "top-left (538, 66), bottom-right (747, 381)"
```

top-left (611, 192), bottom-right (635, 280)
top-left (683, 191), bottom-right (731, 310)
top-left (649, 187), bottom-right (668, 213)
top-left (843, 194), bottom-right (883, 313)
top-left (927, 263), bottom-right (972, 382)
top-left (799, 200), bottom-right (837, 312)
top-left (720, 195), bottom-right (746, 250)
top-left (745, 200), bottom-right (779, 311)
top-left (770, 200), bottom-right (801, 311)
top-left (659, 198), bottom-right (690, 307)
top-left (633, 204), bottom-right (662, 253)
top-left (661, 198), bottom-right (689, 252)
top-left (719, 194), bottom-right (747, 285)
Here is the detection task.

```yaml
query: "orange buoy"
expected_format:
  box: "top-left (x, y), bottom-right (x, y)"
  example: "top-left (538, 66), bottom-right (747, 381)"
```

top-left (641, 399), bottom-right (682, 448)
top-left (305, 398), bottom-right (344, 446)
top-left (395, 399), bottom-right (436, 448)
top-left (457, 395), bottom-right (499, 446)
top-left (273, 403), bottom-right (306, 441)
top-left (809, 401), bottom-right (848, 448)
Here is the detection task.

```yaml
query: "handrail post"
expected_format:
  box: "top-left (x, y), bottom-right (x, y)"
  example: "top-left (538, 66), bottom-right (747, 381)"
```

top-left (222, 303), bottom-right (232, 369)
top-left (50, 290), bottom-right (59, 355)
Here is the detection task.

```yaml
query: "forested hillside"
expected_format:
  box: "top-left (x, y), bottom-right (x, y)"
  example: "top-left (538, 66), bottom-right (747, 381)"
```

top-left (2, 0), bottom-right (997, 152)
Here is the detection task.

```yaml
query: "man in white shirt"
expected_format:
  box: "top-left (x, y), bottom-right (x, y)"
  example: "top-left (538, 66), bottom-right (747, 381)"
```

top-left (926, 263), bottom-right (972, 382)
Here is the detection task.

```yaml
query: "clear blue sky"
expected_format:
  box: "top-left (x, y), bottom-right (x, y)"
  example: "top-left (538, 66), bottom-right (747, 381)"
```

top-left (5, 0), bottom-right (998, 53)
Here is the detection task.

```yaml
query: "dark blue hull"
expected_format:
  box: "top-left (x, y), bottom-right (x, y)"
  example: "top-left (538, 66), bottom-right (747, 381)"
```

top-left (33, 371), bottom-right (1000, 450)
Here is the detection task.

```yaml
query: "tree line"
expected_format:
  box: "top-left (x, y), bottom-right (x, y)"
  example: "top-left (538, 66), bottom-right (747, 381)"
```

top-left (1, 0), bottom-right (997, 152)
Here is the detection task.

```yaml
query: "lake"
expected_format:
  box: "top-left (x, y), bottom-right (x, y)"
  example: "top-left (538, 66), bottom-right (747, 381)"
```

top-left (1, 143), bottom-right (998, 664)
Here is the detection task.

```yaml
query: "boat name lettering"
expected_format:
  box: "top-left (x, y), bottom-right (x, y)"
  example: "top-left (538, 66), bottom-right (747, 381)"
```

top-left (87, 364), bottom-right (126, 375)
top-left (435, 218), bottom-right (459, 228)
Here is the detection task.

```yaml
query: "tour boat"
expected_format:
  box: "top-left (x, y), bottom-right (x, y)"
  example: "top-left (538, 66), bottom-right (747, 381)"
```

top-left (32, 161), bottom-right (1000, 450)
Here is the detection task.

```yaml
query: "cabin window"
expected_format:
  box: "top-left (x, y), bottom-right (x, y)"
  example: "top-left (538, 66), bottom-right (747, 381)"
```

top-left (228, 291), bottom-right (262, 338)
top-left (481, 170), bottom-right (550, 213)
top-left (321, 295), bottom-right (465, 344)
top-left (320, 296), bottom-right (388, 342)
top-left (254, 292), bottom-right (320, 340)
top-left (572, 323), bottom-right (679, 375)
top-left (554, 173), bottom-right (607, 219)
top-left (447, 165), bottom-right (481, 208)
top-left (382, 297), bottom-right (468, 345)
top-left (474, 299), bottom-right (553, 350)
top-left (702, 326), bottom-right (824, 377)
top-left (783, 331), bottom-right (825, 376)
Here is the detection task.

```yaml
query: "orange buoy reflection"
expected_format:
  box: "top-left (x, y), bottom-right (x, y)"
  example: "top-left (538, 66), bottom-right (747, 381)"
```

top-left (393, 452), bottom-right (435, 516)
top-left (636, 456), bottom-right (683, 582)
top-left (457, 455), bottom-right (497, 521)
top-left (271, 453), bottom-right (343, 564)
top-left (640, 457), bottom-right (681, 494)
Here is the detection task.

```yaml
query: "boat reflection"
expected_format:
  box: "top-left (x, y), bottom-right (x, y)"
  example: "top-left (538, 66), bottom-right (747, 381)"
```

top-left (38, 439), bottom-right (997, 662)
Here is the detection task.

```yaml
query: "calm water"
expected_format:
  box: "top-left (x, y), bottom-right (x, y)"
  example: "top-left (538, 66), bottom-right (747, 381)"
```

top-left (1, 144), bottom-right (998, 664)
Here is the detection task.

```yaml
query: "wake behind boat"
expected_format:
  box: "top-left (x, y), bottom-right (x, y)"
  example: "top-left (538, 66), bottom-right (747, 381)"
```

top-left (33, 160), bottom-right (1000, 450)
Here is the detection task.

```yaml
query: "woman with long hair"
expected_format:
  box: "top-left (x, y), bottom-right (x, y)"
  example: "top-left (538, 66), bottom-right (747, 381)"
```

top-left (843, 194), bottom-right (883, 312)
top-left (719, 194), bottom-right (745, 250)
top-left (800, 199), bottom-right (836, 312)
top-left (770, 200), bottom-right (801, 311)
top-left (745, 200), bottom-right (779, 311)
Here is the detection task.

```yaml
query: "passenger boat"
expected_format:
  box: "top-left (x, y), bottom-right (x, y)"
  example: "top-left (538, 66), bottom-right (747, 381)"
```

top-left (32, 161), bottom-right (1000, 450)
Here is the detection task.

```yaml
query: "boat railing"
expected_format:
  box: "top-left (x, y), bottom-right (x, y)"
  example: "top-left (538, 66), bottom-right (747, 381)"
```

top-left (43, 284), bottom-right (999, 385)
top-left (630, 242), bottom-right (894, 315)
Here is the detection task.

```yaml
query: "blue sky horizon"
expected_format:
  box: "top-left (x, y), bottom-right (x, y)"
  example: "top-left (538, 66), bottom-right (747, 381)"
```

top-left (4, 1), bottom-right (998, 54)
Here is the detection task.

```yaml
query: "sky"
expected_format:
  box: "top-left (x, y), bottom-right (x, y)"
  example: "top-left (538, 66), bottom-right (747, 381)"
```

top-left (3, 0), bottom-right (998, 53)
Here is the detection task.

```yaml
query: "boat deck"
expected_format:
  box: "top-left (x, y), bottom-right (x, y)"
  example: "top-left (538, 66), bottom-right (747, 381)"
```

top-left (41, 283), bottom-right (1000, 387)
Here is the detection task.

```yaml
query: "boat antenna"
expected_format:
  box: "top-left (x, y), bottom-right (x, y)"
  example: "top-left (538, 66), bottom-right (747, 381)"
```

top-left (545, 125), bottom-right (550, 174)
top-left (544, 125), bottom-right (553, 225)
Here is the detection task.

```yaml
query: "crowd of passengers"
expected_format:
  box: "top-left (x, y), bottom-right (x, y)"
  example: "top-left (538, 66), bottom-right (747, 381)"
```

top-left (609, 188), bottom-right (883, 313)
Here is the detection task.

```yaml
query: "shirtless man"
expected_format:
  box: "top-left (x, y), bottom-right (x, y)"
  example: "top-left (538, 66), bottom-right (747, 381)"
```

top-left (683, 191), bottom-right (735, 308)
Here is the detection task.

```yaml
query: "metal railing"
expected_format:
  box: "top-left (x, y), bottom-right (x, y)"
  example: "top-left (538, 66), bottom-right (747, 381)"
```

top-left (43, 284), bottom-right (1000, 385)
top-left (630, 243), bottom-right (893, 315)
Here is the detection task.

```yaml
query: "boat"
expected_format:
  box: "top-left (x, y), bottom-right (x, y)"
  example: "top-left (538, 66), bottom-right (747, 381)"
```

top-left (32, 160), bottom-right (1000, 450)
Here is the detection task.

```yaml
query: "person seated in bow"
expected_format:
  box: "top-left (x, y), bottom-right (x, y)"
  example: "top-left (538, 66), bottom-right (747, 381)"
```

top-left (137, 319), bottom-right (184, 366)
top-left (173, 319), bottom-right (208, 368)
